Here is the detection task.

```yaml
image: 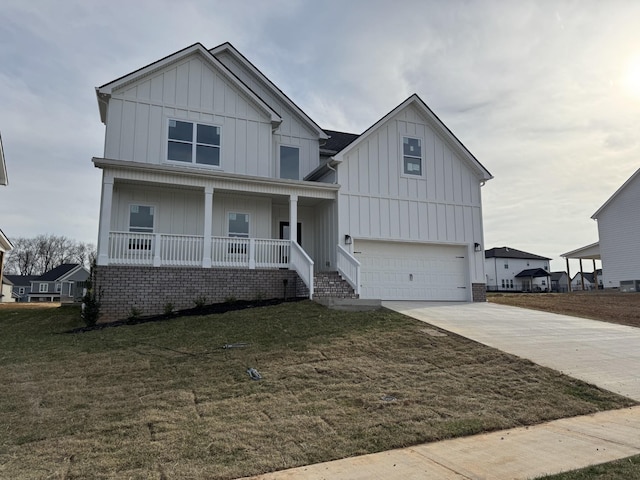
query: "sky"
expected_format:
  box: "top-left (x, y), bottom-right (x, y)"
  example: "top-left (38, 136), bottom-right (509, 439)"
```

top-left (2, 0), bottom-right (640, 274)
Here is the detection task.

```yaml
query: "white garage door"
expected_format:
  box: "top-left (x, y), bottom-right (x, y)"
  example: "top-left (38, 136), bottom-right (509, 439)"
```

top-left (355, 241), bottom-right (469, 301)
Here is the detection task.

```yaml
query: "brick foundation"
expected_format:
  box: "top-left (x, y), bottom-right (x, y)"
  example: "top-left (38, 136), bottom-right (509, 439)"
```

top-left (94, 266), bottom-right (305, 322)
top-left (472, 283), bottom-right (487, 302)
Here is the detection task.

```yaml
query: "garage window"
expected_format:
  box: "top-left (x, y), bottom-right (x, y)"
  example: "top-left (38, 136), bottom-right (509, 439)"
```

top-left (402, 137), bottom-right (422, 176)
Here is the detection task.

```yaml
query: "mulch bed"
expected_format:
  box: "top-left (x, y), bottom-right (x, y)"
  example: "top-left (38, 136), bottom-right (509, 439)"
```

top-left (66, 297), bottom-right (305, 334)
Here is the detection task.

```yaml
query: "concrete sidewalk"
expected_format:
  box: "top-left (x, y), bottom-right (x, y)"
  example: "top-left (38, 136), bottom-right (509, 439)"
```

top-left (244, 407), bottom-right (640, 479)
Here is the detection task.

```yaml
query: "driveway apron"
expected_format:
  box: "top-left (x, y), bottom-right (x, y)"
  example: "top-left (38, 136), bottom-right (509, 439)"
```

top-left (383, 301), bottom-right (640, 401)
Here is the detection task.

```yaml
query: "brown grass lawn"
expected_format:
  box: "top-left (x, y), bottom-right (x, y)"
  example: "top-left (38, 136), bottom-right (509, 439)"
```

top-left (0, 302), bottom-right (635, 479)
top-left (488, 292), bottom-right (640, 328)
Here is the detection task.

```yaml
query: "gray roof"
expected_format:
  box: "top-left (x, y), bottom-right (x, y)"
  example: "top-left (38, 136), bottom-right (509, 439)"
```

top-left (321, 130), bottom-right (360, 155)
top-left (37, 264), bottom-right (80, 281)
top-left (550, 271), bottom-right (568, 281)
top-left (485, 247), bottom-right (550, 261)
top-left (4, 275), bottom-right (37, 286)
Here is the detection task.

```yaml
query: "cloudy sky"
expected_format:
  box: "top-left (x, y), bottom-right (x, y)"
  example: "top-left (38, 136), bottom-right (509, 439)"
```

top-left (2, 0), bottom-right (639, 273)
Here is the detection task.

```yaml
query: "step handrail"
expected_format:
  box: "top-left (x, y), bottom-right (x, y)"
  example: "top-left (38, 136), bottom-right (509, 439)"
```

top-left (336, 245), bottom-right (361, 295)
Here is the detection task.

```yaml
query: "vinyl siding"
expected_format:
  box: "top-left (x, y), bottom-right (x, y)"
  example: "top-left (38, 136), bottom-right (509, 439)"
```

top-left (338, 104), bottom-right (486, 282)
top-left (596, 175), bottom-right (640, 287)
top-left (104, 53), bottom-right (273, 178)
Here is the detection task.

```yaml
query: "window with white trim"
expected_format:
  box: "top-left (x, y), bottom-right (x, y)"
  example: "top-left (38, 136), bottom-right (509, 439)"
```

top-left (280, 145), bottom-right (300, 180)
top-left (55, 283), bottom-right (61, 292)
top-left (129, 205), bottom-right (154, 250)
top-left (402, 136), bottom-right (422, 176)
top-left (19, 287), bottom-right (25, 295)
top-left (168, 119), bottom-right (221, 166)
top-left (228, 213), bottom-right (249, 238)
top-left (39, 283), bottom-right (48, 293)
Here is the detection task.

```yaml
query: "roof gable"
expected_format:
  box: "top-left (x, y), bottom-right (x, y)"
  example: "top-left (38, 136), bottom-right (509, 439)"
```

top-left (485, 247), bottom-right (550, 260)
top-left (96, 43), bottom-right (282, 127)
top-left (37, 264), bottom-right (82, 282)
top-left (209, 42), bottom-right (328, 141)
top-left (333, 94), bottom-right (492, 181)
top-left (0, 131), bottom-right (7, 186)
top-left (0, 228), bottom-right (12, 252)
top-left (592, 168), bottom-right (640, 219)
top-left (515, 268), bottom-right (550, 278)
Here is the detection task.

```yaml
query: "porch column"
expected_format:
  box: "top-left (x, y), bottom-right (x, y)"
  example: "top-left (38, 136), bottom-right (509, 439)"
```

top-left (97, 174), bottom-right (114, 266)
top-left (593, 259), bottom-right (598, 290)
top-left (289, 194), bottom-right (298, 244)
top-left (202, 186), bottom-right (213, 268)
top-left (566, 258), bottom-right (572, 292)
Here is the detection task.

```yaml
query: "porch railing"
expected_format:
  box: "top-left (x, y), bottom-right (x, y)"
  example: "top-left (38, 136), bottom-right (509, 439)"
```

top-left (290, 241), bottom-right (314, 298)
top-left (108, 232), bottom-right (290, 269)
top-left (337, 244), bottom-right (361, 295)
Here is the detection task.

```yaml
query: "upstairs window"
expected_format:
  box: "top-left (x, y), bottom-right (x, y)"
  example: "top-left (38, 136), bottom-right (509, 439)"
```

top-left (168, 120), bottom-right (221, 167)
top-left (402, 136), bottom-right (422, 176)
top-left (280, 145), bottom-right (300, 180)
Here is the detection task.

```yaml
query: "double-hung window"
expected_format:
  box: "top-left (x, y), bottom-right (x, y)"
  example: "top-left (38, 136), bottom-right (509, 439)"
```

top-left (129, 205), bottom-right (154, 250)
top-left (168, 119), bottom-right (221, 167)
top-left (402, 136), bottom-right (422, 176)
top-left (280, 145), bottom-right (300, 180)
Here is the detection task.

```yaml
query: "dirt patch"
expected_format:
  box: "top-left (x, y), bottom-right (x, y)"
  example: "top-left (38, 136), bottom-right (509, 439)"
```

top-left (488, 292), bottom-right (640, 328)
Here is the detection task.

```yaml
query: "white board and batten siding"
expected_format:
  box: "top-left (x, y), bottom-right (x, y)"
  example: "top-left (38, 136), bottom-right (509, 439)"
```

top-left (338, 103), bottom-right (486, 300)
top-left (595, 171), bottom-right (640, 288)
top-left (214, 50), bottom-right (322, 179)
top-left (104, 53), bottom-right (274, 178)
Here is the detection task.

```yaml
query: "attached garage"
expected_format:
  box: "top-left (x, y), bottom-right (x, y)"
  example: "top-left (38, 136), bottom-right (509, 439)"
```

top-left (354, 241), bottom-right (469, 301)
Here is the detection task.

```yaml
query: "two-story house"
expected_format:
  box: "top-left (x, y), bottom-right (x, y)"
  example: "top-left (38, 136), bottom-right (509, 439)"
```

top-left (93, 42), bottom-right (493, 321)
top-left (28, 264), bottom-right (90, 303)
top-left (485, 247), bottom-right (551, 292)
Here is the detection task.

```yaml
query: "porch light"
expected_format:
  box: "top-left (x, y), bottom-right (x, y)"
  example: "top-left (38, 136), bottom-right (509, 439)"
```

top-left (345, 234), bottom-right (353, 245)
top-left (474, 242), bottom-right (482, 252)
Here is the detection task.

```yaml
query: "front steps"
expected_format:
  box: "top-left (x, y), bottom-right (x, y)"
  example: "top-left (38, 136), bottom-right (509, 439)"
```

top-left (313, 271), bottom-right (358, 299)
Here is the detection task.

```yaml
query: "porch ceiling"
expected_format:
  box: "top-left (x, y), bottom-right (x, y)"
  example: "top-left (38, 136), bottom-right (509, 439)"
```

top-left (94, 157), bottom-right (339, 200)
top-left (561, 242), bottom-right (600, 260)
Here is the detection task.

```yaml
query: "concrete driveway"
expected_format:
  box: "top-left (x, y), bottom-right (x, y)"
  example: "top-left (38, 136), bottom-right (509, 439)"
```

top-left (383, 301), bottom-right (640, 401)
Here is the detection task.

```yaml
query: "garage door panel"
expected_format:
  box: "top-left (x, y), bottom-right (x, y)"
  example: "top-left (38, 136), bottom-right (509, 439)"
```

top-left (355, 241), bottom-right (469, 301)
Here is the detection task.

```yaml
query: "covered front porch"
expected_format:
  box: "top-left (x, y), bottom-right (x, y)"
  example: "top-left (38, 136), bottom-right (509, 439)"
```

top-left (94, 159), bottom-right (361, 298)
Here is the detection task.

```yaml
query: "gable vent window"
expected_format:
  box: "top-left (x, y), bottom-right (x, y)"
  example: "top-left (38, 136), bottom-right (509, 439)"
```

top-left (168, 119), bottom-right (221, 167)
top-left (402, 136), bottom-right (422, 176)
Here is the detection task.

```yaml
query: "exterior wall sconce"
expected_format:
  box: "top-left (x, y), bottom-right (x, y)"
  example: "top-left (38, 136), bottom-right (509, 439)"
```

top-left (474, 242), bottom-right (482, 252)
top-left (345, 234), bottom-right (353, 245)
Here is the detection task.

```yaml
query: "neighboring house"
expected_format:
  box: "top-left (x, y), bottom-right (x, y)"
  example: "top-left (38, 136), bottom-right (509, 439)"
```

top-left (1, 276), bottom-right (15, 303)
top-left (591, 168), bottom-right (640, 289)
top-left (570, 270), bottom-right (603, 291)
top-left (550, 271), bottom-right (570, 293)
top-left (485, 247), bottom-right (551, 292)
top-left (3, 275), bottom-right (36, 302)
top-left (28, 264), bottom-right (89, 303)
top-left (92, 42), bottom-right (493, 320)
top-left (0, 132), bottom-right (13, 302)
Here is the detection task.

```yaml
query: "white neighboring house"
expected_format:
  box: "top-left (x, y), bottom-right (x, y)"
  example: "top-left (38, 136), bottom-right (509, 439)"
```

top-left (0, 131), bottom-right (14, 303)
top-left (591, 168), bottom-right (640, 289)
top-left (485, 247), bottom-right (551, 292)
top-left (92, 42), bottom-right (493, 320)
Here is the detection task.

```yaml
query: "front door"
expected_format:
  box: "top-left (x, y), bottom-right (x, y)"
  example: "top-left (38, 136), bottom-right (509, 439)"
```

top-left (279, 222), bottom-right (302, 245)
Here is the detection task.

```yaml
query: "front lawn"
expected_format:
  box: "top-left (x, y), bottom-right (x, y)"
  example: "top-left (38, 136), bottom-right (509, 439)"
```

top-left (0, 302), bottom-right (634, 479)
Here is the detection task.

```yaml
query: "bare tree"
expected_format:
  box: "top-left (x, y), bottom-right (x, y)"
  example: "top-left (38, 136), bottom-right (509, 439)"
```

top-left (4, 235), bottom-right (96, 275)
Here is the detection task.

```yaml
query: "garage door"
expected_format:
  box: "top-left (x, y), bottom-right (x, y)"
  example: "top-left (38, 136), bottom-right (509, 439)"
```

top-left (354, 241), bottom-right (469, 301)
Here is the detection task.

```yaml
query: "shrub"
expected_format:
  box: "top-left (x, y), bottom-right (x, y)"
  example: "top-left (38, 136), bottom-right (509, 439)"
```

top-left (193, 295), bottom-right (207, 309)
top-left (128, 307), bottom-right (142, 320)
top-left (81, 266), bottom-right (102, 327)
top-left (163, 302), bottom-right (175, 315)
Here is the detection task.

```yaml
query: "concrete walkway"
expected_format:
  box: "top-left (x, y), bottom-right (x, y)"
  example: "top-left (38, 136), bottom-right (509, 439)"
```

top-left (241, 302), bottom-right (640, 479)
top-left (384, 301), bottom-right (640, 401)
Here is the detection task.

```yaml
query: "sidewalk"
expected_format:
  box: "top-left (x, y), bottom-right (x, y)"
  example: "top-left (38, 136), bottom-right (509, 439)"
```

top-left (243, 406), bottom-right (640, 479)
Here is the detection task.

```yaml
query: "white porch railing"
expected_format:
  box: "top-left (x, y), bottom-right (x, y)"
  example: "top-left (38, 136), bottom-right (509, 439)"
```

top-left (290, 241), bottom-right (314, 298)
top-left (337, 244), bottom-right (361, 295)
top-left (108, 232), bottom-right (290, 269)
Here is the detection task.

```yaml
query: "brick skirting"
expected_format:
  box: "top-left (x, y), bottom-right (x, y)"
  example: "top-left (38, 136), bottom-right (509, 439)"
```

top-left (94, 266), bottom-right (306, 322)
top-left (472, 283), bottom-right (487, 302)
